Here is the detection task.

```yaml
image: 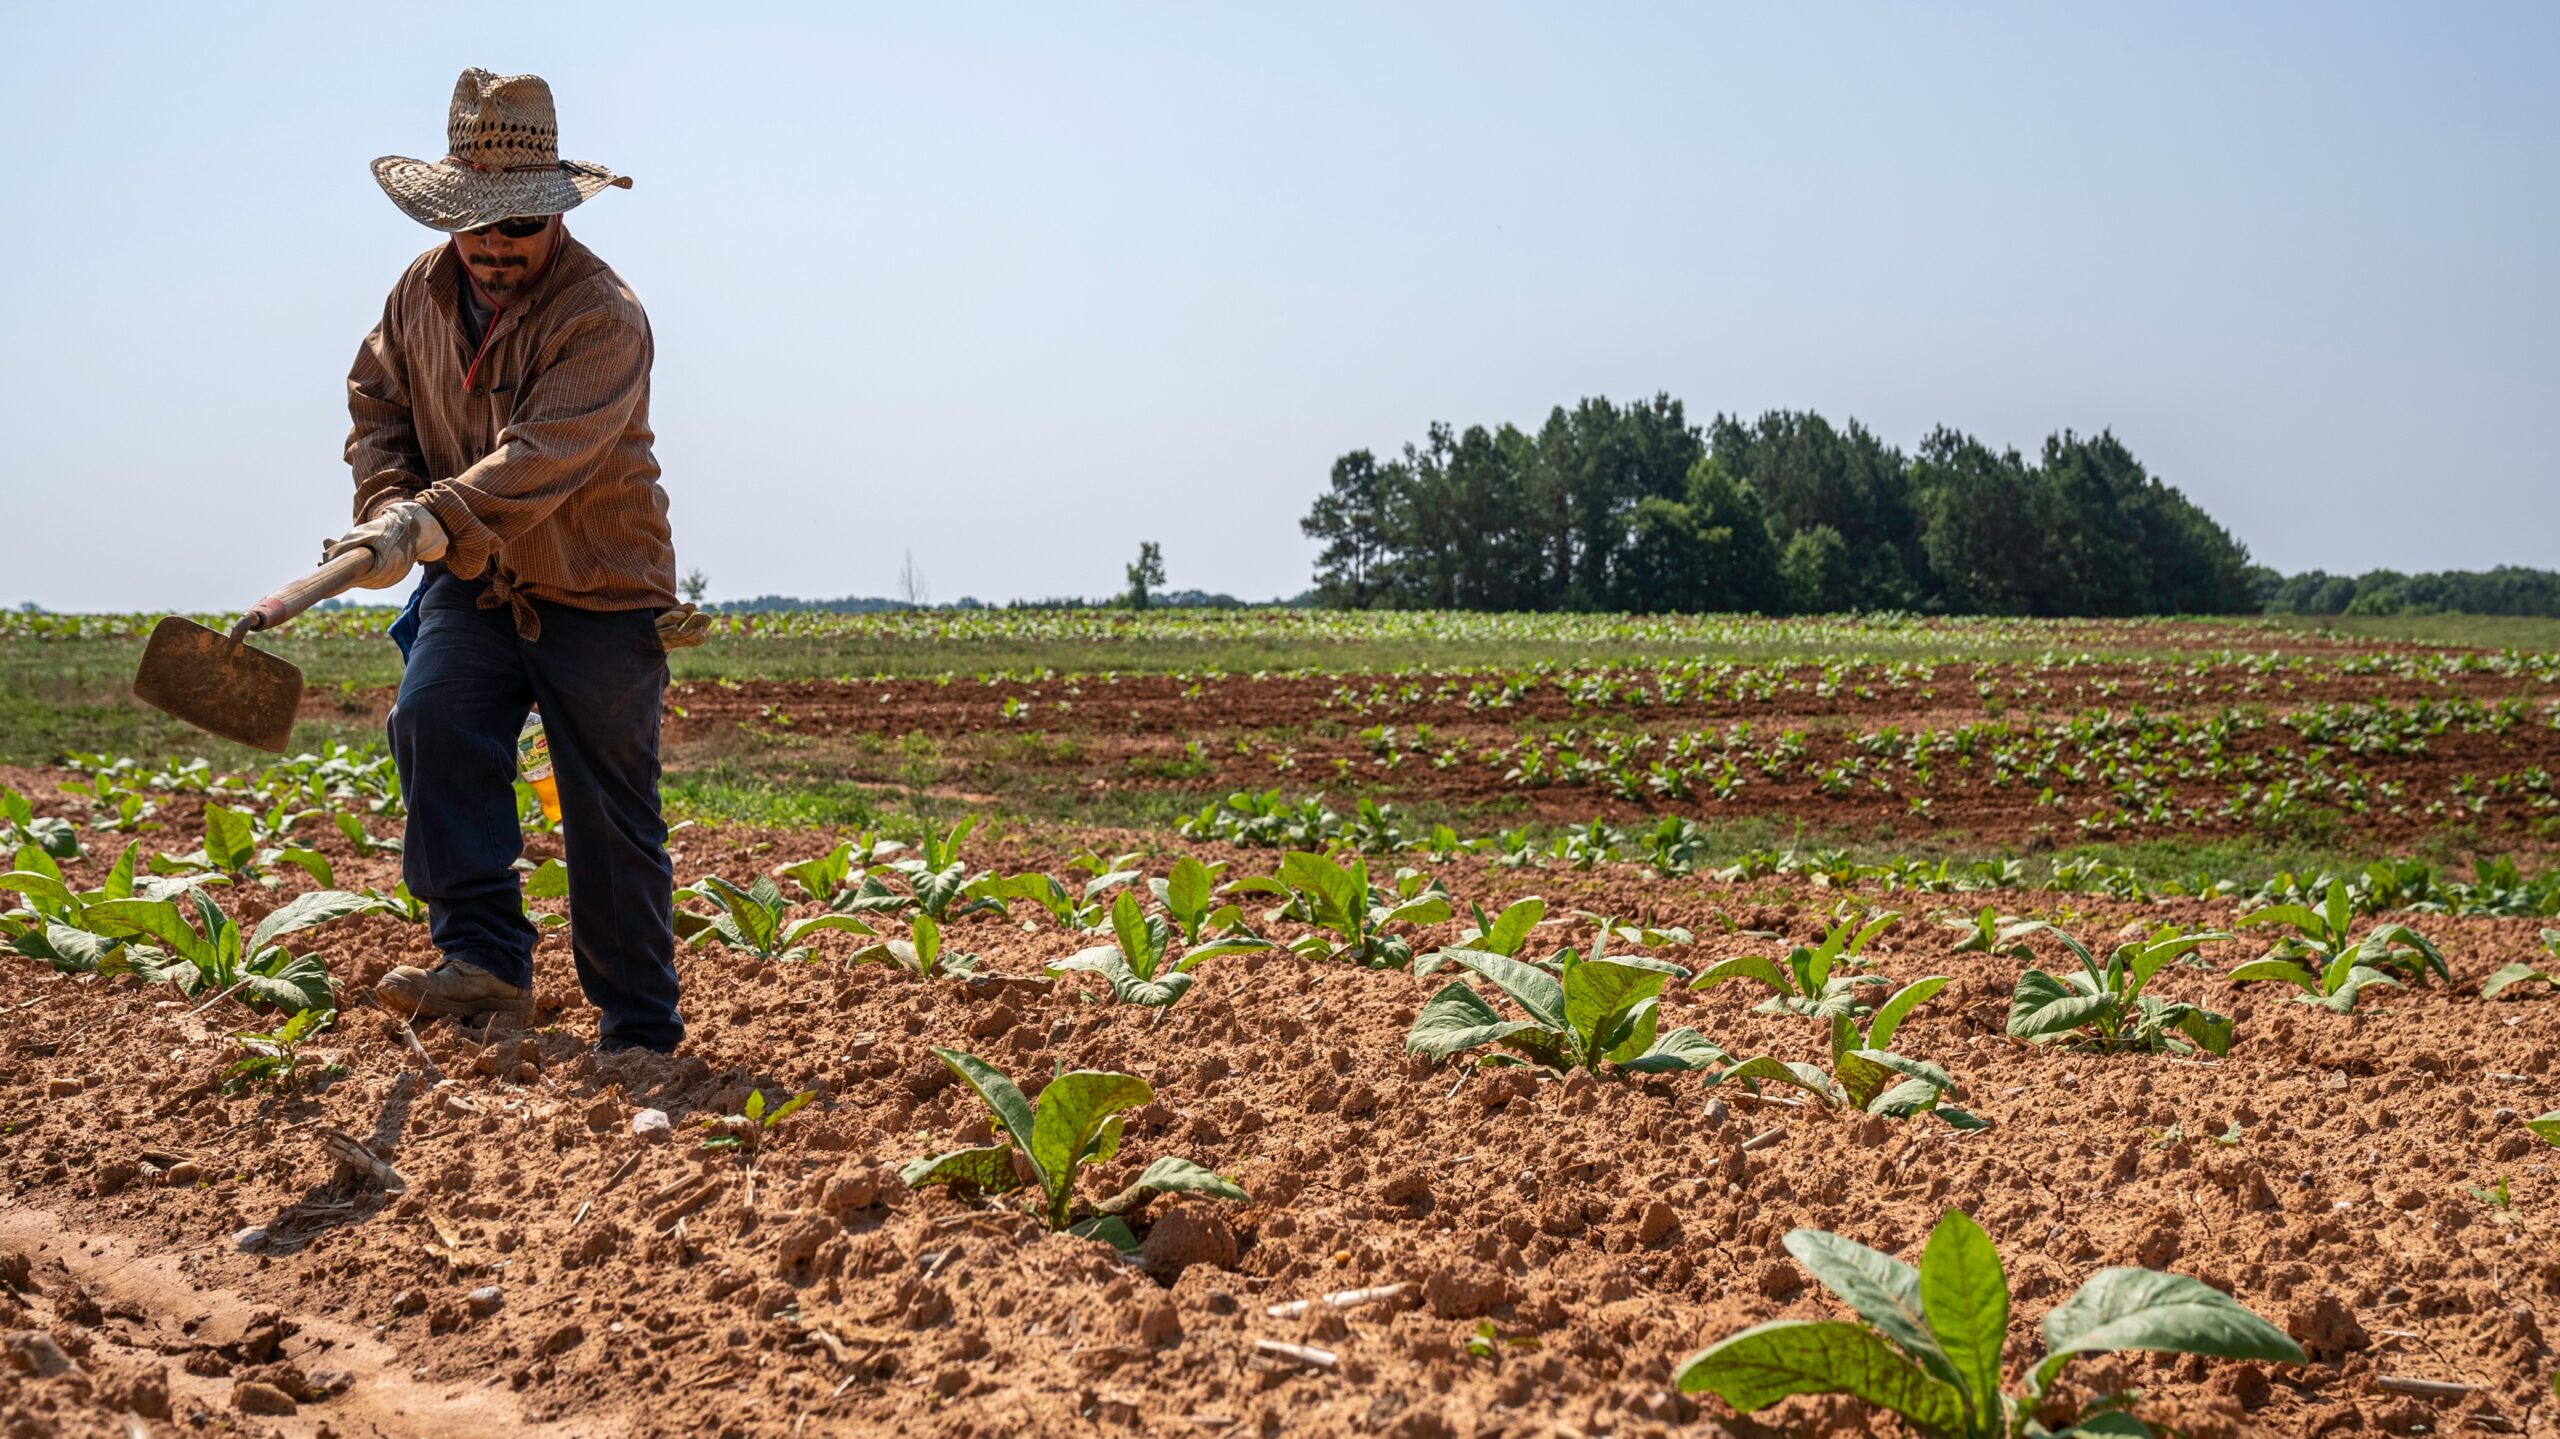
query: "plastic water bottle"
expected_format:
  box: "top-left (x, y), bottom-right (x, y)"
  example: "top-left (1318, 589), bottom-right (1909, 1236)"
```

top-left (518, 712), bottom-right (563, 826)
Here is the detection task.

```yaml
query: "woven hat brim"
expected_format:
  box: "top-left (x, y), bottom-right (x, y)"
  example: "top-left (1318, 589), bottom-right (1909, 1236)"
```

top-left (372, 155), bottom-right (631, 232)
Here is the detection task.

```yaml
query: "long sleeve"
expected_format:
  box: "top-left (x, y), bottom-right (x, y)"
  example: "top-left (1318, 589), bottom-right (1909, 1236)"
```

top-left (345, 293), bottom-right (430, 523)
top-left (411, 311), bottom-right (651, 583)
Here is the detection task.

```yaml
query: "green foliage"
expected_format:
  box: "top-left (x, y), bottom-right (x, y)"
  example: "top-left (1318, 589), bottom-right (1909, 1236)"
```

top-left (1124, 541), bottom-right (1166, 610)
top-left (1407, 936), bottom-right (1719, 1077)
top-left (1688, 911), bottom-right (1904, 1020)
top-left (1415, 895), bottom-right (1546, 976)
top-left (701, 1087), bottom-right (816, 1154)
top-left (2526, 1111), bottom-right (2560, 1148)
top-left (225, 1007), bottom-right (335, 1091)
top-left (1673, 1209), bottom-right (2304, 1437)
top-left (2235, 881), bottom-right (2447, 1011)
top-left (0, 786), bottom-right (82, 860)
top-left (833, 817), bottom-right (1005, 922)
top-left (83, 886), bottom-right (361, 1011)
top-left (1942, 907), bottom-right (2033, 959)
top-left (1048, 890), bottom-right (1267, 1008)
top-left (1712, 1049), bottom-right (1979, 1128)
top-left (1233, 851), bottom-right (1451, 968)
top-left (2480, 929), bottom-right (2560, 999)
top-left (675, 875), bottom-right (877, 962)
top-left (901, 1048), bottom-right (1246, 1235)
top-left (2005, 923), bottom-right (2233, 1055)
top-left (848, 912), bottom-right (980, 977)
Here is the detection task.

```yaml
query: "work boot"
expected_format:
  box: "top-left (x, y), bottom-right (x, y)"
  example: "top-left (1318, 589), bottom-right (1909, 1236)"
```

top-left (375, 958), bottom-right (532, 1021)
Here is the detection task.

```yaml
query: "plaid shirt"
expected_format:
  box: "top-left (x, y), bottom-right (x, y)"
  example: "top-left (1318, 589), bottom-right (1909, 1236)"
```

top-left (347, 232), bottom-right (674, 639)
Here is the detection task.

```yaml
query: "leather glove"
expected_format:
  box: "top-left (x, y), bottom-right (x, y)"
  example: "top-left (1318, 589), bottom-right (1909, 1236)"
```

top-left (322, 501), bottom-right (449, 590)
top-left (657, 603), bottom-right (712, 651)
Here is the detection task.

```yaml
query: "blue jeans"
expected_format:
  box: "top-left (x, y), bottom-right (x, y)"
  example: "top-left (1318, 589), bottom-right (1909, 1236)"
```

top-left (387, 568), bottom-right (682, 1049)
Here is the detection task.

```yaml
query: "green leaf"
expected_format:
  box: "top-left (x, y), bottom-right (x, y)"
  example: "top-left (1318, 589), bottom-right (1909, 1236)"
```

top-left (1865, 975), bottom-right (1949, 1052)
top-left (203, 804), bottom-right (257, 874)
top-left (101, 842), bottom-right (139, 901)
top-left (1621, 1027), bottom-right (1725, 1074)
top-left (85, 897), bottom-right (209, 969)
top-left (0, 871), bottom-right (78, 918)
top-left (2032, 1268), bottom-right (2306, 1397)
top-left (1673, 1320), bottom-right (1964, 1433)
top-left (929, 1048), bottom-right (1038, 1166)
top-left (2525, 1111), bottom-right (2560, 1147)
top-left (1165, 855), bottom-right (1212, 928)
top-left (1132, 1156), bottom-right (1248, 1203)
top-left (1407, 982), bottom-right (1545, 1059)
top-left (1109, 889), bottom-right (1163, 978)
top-left (2172, 1006), bottom-right (2235, 1056)
top-left (1715, 1056), bottom-right (1839, 1106)
top-left (247, 890), bottom-right (373, 954)
top-left (1029, 1071), bottom-right (1153, 1224)
top-left (1780, 1228), bottom-right (1954, 1385)
top-left (1562, 958), bottom-right (1671, 1064)
top-left (2238, 903), bottom-right (2322, 936)
top-left (2480, 963), bottom-right (2559, 1000)
top-left (899, 1145), bottom-right (1023, 1194)
top-left (1482, 897), bottom-right (1544, 956)
top-left (273, 848), bottom-right (336, 888)
top-left (2007, 969), bottom-right (2117, 1042)
top-left (1447, 950), bottom-right (1568, 1030)
top-left (2227, 958), bottom-right (2317, 990)
top-left (1067, 1215), bottom-right (1140, 1253)
top-left (1689, 953), bottom-right (1794, 998)
top-left (1918, 1210), bottom-right (2009, 1430)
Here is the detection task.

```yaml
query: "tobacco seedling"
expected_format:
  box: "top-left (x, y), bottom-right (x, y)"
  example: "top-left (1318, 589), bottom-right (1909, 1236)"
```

top-left (836, 818), bottom-right (1006, 922)
top-left (84, 886), bottom-right (362, 1011)
top-left (901, 1048), bottom-right (1246, 1245)
top-left (2005, 923), bottom-right (2234, 1055)
top-left (849, 913), bottom-right (980, 977)
top-left (1712, 1048), bottom-right (1982, 1127)
top-left (701, 1088), bottom-right (815, 1155)
top-left (226, 1007), bottom-right (336, 1092)
top-left (675, 875), bottom-right (877, 962)
top-left (1689, 911), bottom-right (1913, 1022)
top-left (1674, 1209), bottom-right (2303, 1438)
top-left (2480, 930), bottom-right (2560, 999)
top-left (1941, 907), bottom-right (2034, 959)
top-left (1049, 890), bottom-right (1268, 1007)
top-left (2239, 880), bottom-right (2447, 988)
top-left (777, 833), bottom-right (906, 908)
top-left (2528, 1111), bottom-right (2560, 1148)
top-left (1407, 942), bottom-right (1721, 1076)
top-left (1233, 851), bottom-right (1452, 969)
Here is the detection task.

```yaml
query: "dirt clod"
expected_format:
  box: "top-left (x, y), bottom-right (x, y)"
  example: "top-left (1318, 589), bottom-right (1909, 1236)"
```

top-left (1140, 1206), bottom-right (1237, 1281)
top-left (232, 1378), bottom-right (297, 1415)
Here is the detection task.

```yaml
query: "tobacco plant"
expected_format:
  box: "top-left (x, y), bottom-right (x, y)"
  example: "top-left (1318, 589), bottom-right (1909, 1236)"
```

top-left (1941, 907), bottom-right (2034, 959)
top-left (901, 1048), bottom-right (1246, 1246)
top-left (85, 887), bottom-right (363, 1011)
top-left (0, 787), bottom-right (80, 861)
top-left (2238, 880), bottom-right (2447, 987)
top-left (1674, 1209), bottom-right (2303, 1438)
top-left (3, 841), bottom-right (144, 971)
top-left (226, 1007), bottom-right (336, 1091)
top-left (1711, 1049), bottom-right (1979, 1127)
top-left (701, 1088), bottom-right (815, 1155)
top-left (1689, 912), bottom-right (1916, 1022)
top-left (777, 833), bottom-right (907, 907)
top-left (1049, 890), bottom-right (1267, 1007)
top-left (675, 875), bottom-right (877, 961)
top-left (1234, 851), bottom-right (1452, 969)
top-left (2005, 924), bottom-right (2233, 1055)
top-left (835, 818), bottom-right (1005, 922)
top-left (1407, 942), bottom-right (1721, 1076)
top-left (848, 913), bottom-right (980, 977)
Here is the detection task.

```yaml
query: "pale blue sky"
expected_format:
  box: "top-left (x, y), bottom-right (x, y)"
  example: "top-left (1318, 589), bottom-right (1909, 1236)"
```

top-left (2, 3), bottom-right (2552, 610)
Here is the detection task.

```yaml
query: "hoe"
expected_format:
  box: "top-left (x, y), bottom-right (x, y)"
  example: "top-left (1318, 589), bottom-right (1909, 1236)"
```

top-left (131, 548), bottom-right (380, 753)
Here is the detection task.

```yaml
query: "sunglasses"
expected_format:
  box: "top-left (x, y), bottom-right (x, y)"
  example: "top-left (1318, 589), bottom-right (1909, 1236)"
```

top-left (464, 214), bottom-right (553, 239)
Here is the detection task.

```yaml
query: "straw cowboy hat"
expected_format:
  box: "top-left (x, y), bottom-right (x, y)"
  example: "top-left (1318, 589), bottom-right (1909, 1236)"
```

top-left (373, 68), bottom-right (631, 232)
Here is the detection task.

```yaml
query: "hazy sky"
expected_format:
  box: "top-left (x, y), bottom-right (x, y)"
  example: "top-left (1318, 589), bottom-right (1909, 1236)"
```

top-left (3, 3), bottom-right (2552, 611)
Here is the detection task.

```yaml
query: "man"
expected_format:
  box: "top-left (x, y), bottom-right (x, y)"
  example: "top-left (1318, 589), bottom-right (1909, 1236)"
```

top-left (329, 68), bottom-right (709, 1053)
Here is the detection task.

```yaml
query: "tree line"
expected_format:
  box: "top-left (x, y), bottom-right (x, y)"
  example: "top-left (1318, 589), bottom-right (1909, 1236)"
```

top-left (1299, 396), bottom-right (2261, 616)
top-left (2262, 566), bottom-right (2560, 618)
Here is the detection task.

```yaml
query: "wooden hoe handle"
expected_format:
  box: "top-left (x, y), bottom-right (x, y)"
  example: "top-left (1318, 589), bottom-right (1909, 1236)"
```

top-left (230, 549), bottom-right (379, 643)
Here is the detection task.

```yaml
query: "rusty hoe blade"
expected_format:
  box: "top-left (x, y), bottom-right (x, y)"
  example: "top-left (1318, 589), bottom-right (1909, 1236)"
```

top-left (132, 616), bottom-right (306, 753)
